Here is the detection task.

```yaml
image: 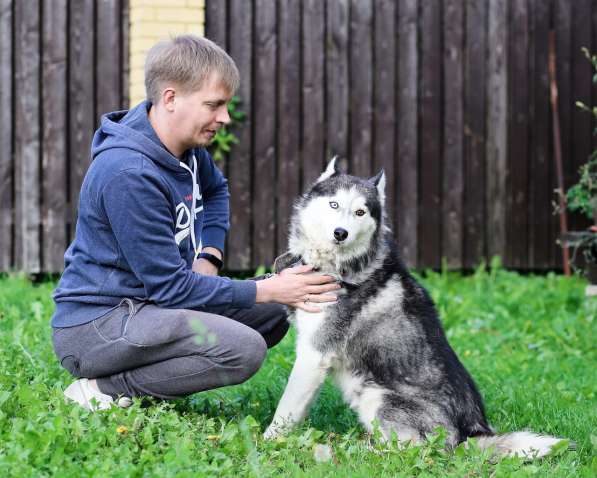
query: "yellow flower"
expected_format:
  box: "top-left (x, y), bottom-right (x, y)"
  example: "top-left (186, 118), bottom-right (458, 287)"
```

top-left (207, 435), bottom-right (220, 441)
top-left (116, 426), bottom-right (128, 434)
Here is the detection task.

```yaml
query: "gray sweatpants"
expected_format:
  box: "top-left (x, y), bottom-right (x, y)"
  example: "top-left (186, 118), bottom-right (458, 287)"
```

top-left (52, 299), bottom-right (289, 400)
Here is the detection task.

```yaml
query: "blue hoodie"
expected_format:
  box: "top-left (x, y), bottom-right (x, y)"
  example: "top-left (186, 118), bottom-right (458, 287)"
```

top-left (51, 101), bottom-right (256, 327)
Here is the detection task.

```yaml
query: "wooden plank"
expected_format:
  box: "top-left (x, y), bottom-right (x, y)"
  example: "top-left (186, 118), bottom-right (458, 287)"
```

top-left (419, 0), bottom-right (441, 269)
top-left (227, 0), bottom-right (252, 270)
top-left (571, 0), bottom-right (593, 233)
top-left (121, 0), bottom-right (130, 108)
top-left (527, 0), bottom-right (551, 270)
top-left (301, 0), bottom-right (326, 186)
top-left (203, 1), bottom-right (231, 231)
top-left (42, 0), bottom-right (68, 273)
top-left (373, 0), bottom-right (396, 226)
top-left (486, 0), bottom-right (508, 266)
top-left (552, 0), bottom-right (572, 268)
top-left (464, 0), bottom-right (487, 269)
top-left (593, 0), bottom-right (597, 163)
top-left (442, 0), bottom-right (464, 269)
top-left (96, 0), bottom-right (122, 118)
top-left (396, 0), bottom-right (418, 268)
top-left (205, 0), bottom-right (227, 49)
top-left (326, 0), bottom-right (349, 161)
top-left (349, 0), bottom-right (373, 177)
top-left (252, 0), bottom-right (277, 268)
top-left (506, 0), bottom-right (529, 269)
top-left (69, 0), bottom-right (95, 242)
top-left (14, 0), bottom-right (41, 272)
top-left (277, 0), bottom-right (301, 254)
top-left (0, 0), bottom-right (13, 271)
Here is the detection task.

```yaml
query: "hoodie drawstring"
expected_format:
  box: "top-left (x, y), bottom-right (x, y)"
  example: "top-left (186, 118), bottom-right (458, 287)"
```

top-left (179, 153), bottom-right (202, 259)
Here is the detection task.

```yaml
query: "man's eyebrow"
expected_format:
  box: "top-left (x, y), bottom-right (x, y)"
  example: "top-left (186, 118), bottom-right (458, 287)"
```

top-left (204, 99), bottom-right (228, 105)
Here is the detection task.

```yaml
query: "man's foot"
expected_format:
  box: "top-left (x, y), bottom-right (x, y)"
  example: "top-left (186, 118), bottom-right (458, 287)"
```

top-left (63, 378), bottom-right (132, 411)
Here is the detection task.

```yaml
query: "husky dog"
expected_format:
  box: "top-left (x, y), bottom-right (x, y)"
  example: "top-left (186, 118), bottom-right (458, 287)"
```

top-left (264, 158), bottom-right (565, 458)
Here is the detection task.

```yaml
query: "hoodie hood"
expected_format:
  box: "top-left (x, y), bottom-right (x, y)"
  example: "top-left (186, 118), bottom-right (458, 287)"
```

top-left (91, 100), bottom-right (187, 174)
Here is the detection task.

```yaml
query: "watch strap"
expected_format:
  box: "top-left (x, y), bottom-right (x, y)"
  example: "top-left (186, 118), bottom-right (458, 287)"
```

top-left (197, 252), bottom-right (223, 270)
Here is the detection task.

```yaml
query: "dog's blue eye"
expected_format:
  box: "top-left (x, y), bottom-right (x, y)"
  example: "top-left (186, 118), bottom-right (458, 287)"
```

top-left (329, 201), bottom-right (339, 209)
top-left (355, 209), bottom-right (366, 217)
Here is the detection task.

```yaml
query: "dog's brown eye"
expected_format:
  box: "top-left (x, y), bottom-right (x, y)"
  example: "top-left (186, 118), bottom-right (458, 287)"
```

top-left (329, 201), bottom-right (339, 209)
top-left (355, 209), bottom-right (366, 216)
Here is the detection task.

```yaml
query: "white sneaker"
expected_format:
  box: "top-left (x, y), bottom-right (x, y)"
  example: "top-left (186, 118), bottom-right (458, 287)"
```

top-left (64, 378), bottom-right (132, 411)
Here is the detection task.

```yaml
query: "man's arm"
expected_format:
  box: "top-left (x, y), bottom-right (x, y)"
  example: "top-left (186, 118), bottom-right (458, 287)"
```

top-left (101, 169), bottom-right (255, 309)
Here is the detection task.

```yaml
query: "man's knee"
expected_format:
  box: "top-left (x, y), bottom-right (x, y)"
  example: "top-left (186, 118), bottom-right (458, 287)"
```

top-left (202, 322), bottom-right (267, 385)
top-left (185, 310), bottom-right (270, 384)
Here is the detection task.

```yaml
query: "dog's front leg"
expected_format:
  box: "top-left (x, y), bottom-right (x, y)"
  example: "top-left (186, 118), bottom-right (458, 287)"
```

top-left (264, 339), bottom-right (329, 439)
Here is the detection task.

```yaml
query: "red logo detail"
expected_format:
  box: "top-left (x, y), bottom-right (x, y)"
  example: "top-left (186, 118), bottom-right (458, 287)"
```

top-left (184, 194), bottom-right (193, 201)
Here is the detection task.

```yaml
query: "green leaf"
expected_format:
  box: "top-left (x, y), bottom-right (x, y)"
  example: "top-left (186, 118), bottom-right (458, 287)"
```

top-left (547, 439), bottom-right (571, 457)
top-left (0, 390), bottom-right (10, 406)
top-left (243, 415), bottom-right (259, 429)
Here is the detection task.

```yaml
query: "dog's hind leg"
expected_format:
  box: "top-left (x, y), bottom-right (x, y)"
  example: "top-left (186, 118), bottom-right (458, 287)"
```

top-left (376, 407), bottom-right (423, 445)
top-left (375, 393), bottom-right (458, 446)
top-left (264, 338), bottom-right (330, 439)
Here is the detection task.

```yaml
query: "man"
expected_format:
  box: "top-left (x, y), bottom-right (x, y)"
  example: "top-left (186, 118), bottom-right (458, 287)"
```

top-left (51, 35), bottom-right (339, 410)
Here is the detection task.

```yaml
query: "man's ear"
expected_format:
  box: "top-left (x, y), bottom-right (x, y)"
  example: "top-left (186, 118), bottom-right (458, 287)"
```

top-left (162, 88), bottom-right (176, 112)
top-left (316, 156), bottom-right (342, 183)
top-left (370, 169), bottom-right (386, 204)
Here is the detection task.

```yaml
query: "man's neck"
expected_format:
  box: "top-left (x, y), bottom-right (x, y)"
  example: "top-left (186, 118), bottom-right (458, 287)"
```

top-left (148, 105), bottom-right (185, 159)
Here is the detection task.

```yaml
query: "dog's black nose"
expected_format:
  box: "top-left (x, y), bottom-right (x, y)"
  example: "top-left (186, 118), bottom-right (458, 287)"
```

top-left (334, 227), bottom-right (348, 242)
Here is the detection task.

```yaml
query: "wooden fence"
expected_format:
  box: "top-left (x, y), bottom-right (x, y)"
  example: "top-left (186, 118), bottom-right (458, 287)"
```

top-left (206, 0), bottom-right (597, 271)
top-left (1, 0), bottom-right (596, 274)
top-left (0, 0), bottom-right (129, 273)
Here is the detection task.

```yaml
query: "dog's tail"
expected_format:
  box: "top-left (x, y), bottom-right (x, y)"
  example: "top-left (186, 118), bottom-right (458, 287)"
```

top-left (472, 431), bottom-right (569, 459)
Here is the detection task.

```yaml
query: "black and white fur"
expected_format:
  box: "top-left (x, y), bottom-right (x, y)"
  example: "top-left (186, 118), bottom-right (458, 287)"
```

top-left (264, 158), bottom-right (565, 459)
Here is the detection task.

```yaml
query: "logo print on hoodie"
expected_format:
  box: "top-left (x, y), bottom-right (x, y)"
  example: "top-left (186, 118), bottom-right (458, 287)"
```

top-left (175, 195), bottom-right (204, 246)
top-left (175, 202), bottom-right (191, 245)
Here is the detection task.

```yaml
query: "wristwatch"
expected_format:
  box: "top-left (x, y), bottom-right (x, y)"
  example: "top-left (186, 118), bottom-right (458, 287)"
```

top-left (198, 252), bottom-right (223, 270)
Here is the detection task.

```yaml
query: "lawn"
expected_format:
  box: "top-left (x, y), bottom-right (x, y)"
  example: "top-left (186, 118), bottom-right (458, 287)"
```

top-left (0, 264), bottom-right (595, 477)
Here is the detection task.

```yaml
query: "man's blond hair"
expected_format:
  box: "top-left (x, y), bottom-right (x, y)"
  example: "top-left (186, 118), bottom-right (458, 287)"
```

top-left (144, 34), bottom-right (239, 104)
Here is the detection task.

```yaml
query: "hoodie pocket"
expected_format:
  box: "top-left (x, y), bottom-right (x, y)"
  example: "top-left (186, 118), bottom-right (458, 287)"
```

top-left (92, 298), bottom-right (136, 342)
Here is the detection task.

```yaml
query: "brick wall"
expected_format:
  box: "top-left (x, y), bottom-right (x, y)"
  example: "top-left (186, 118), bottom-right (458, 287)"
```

top-left (129, 0), bottom-right (205, 107)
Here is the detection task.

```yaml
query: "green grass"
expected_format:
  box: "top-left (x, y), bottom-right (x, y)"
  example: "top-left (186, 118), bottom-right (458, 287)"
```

top-left (0, 264), bottom-right (595, 477)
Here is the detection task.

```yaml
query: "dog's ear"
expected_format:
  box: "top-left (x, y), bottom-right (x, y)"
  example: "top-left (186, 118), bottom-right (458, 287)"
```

top-left (370, 169), bottom-right (386, 204)
top-left (316, 156), bottom-right (341, 183)
top-left (273, 252), bottom-right (303, 274)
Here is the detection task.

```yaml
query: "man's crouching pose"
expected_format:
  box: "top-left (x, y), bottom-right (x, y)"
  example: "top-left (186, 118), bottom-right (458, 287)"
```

top-left (51, 35), bottom-right (339, 410)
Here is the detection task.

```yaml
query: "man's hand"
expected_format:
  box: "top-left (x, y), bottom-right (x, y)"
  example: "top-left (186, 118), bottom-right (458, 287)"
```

top-left (192, 247), bottom-right (222, 276)
top-left (255, 264), bottom-right (341, 312)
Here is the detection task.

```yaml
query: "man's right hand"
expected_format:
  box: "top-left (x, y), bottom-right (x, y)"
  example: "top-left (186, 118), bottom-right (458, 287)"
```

top-left (254, 264), bottom-right (341, 313)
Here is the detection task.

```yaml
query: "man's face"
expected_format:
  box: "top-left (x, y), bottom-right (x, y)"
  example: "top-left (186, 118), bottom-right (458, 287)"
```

top-left (171, 72), bottom-right (232, 149)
